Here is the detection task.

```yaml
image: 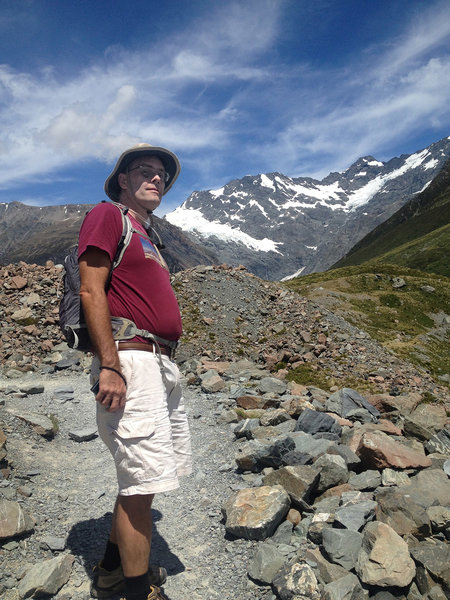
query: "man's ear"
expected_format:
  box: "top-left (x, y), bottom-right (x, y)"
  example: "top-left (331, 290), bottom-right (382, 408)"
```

top-left (118, 173), bottom-right (127, 190)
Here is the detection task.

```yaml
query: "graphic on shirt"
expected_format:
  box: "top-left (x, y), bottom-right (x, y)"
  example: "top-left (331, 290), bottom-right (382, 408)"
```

top-left (140, 236), bottom-right (169, 271)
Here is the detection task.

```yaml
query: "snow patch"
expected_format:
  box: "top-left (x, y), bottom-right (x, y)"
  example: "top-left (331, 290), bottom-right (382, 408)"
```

top-left (305, 245), bottom-right (317, 251)
top-left (422, 158), bottom-right (438, 170)
top-left (166, 207), bottom-right (282, 253)
top-left (260, 174), bottom-right (275, 191)
top-left (367, 160), bottom-right (384, 167)
top-left (210, 187), bottom-right (224, 198)
top-left (346, 149), bottom-right (432, 211)
top-left (281, 266), bottom-right (306, 281)
top-left (249, 199), bottom-right (268, 217)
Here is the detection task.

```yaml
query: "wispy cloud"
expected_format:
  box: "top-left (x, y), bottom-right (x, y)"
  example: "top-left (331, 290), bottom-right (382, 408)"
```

top-left (0, 0), bottom-right (448, 208)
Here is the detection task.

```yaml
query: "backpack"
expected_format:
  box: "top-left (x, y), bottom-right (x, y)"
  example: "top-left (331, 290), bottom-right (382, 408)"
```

top-left (59, 203), bottom-right (133, 351)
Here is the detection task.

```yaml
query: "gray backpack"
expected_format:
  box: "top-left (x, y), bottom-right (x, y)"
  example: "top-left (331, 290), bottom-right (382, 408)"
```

top-left (59, 203), bottom-right (133, 351)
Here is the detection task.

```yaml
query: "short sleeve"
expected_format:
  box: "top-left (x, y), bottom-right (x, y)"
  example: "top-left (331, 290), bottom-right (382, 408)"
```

top-left (78, 203), bottom-right (123, 261)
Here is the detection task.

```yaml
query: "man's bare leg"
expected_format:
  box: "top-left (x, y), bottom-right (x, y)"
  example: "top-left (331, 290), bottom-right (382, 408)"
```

top-left (110, 494), bottom-right (154, 577)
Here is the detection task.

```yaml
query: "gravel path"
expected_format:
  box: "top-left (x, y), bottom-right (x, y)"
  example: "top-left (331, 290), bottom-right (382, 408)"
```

top-left (1, 371), bottom-right (273, 600)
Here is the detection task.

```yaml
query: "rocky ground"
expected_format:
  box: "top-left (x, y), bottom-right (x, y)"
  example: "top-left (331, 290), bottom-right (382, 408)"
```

top-left (0, 261), bottom-right (449, 599)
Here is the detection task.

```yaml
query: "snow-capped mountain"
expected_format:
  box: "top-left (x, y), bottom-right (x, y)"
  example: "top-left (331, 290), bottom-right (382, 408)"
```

top-left (165, 136), bottom-right (450, 280)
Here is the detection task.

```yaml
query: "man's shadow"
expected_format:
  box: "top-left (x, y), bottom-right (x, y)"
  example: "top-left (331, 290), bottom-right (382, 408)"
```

top-left (67, 508), bottom-right (184, 597)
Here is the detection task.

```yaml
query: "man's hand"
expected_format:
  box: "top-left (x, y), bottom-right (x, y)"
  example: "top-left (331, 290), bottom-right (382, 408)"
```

top-left (79, 246), bottom-right (126, 412)
top-left (94, 368), bottom-right (127, 412)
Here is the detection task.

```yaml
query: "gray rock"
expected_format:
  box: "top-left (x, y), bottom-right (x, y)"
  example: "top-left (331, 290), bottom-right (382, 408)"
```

top-left (409, 539), bottom-right (450, 590)
top-left (325, 388), bottom-right (380, 423)
top-left (235, 435), bottom-right (296, 472)
top-left (403, 469), bottom-right (450, 509)
top-left (428, 586), bottom-right (448, 600)
top-left (222, 485), bottom-right (290, 541)
top-left (348, 470), bottom-right (381, 491)
top-left (280, 450), bottom-right (313, 467)
top-left (263, 465), bottom-right (320, 507)
top-left (322, 528), bottom-right (363, 570)
top-left (55, 356), bottom-right (80, 370)
top-left (426, 506), bottom-right (450, 533)
top-left (234, 418), bottom-right (261, 439)
top-left (14, 412), bottom-right (56, 438)
top-left (248, 542), bottom-right (285, 584)
top-left (270, 519), bottom-right (293, 545)
top-left (200, 370), bottom-right (226, 393)
top-left (445, 458), bottom-right (450, 477)
top-left (304, 546), bottom-right (351, 585)
top-left (292, 515), bottom-right (313, 543)
top-left (19, 384), bottom-right (45, 395)
top-left (381, 468), bottom-right (410, 487)
top-left (260, 409), bottom-right (292, 427)
top-left (375, 487), bottom-right (431, 539)
top-left (356, 521), bottom-right (415, 588)
top-left (392, 277), bottom-right (406, 288)
top-left (18, 553), bottom-right (74, 598)
top-left (322, 573), bottom-right (365, 600)
top-left (313, 453), bottom-right (349, 494)
top-left (0, 499), bottom-right (35, 540)
top-left (295, 408), bottom-right (342, 436)
top-left (290, 431), bottom-right (334, 457)
top-left (40, 535), bottom-right (66, 551)
top-left (272, 562), bottom-right (321, 600)
top-left (334, 500), bottom-right (377, 531)
top-left (257, 377), bottom-right (288, 396)
top-left (327, 445), bottom-right (361, 470)
top-left (425, 429), bottom-right (450, 455)
top-left (68, 428), bottom-right (98, 442)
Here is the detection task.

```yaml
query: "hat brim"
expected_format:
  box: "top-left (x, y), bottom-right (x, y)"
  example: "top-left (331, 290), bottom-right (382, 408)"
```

top-left (104, 144), bottom-right (181, 201)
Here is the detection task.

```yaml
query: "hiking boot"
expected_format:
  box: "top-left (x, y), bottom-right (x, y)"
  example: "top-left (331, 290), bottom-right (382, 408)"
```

top-left (147, 586), bottom-right (168, 600)
top-left (91, 563), bottom-right (124, 598)
top-left (91, 564), bottom-right (167, 598)
top-left (120, 586), bottom-right (167, 600)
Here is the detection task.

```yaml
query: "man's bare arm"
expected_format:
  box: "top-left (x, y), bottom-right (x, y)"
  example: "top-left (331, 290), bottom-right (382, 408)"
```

top-left (79, 247), bottom-right (126, 411)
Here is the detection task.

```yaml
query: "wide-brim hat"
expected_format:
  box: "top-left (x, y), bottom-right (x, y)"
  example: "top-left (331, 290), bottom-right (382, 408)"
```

top-left (104, 143), bottom-right (181, 200)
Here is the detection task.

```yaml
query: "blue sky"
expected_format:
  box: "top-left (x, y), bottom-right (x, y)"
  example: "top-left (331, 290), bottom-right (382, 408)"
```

top-left (0, 0), bottom-right (449, 216)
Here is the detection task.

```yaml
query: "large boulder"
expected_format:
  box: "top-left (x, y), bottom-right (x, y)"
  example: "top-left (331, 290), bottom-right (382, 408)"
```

top-left (356, 430), bottom-right (431, 469)
top-left (0, 499), bottom-right (35, 540)
top-left (18, 554), bottom-right (75, 598)
top-left (356, 522), bottom-right (415, 587)
top-left (222, 485), bottom-right (290, 541)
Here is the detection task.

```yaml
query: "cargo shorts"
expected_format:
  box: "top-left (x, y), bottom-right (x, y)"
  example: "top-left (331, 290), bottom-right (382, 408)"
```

top-left (92, 349), bottom-right (192, 496)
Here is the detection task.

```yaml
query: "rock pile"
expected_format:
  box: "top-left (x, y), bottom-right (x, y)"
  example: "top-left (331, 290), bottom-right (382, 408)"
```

top-left (183, 357), bottom-right (450, 599)
top-left (0, 261), bottom-right (65, 375)
top-left (0, 260), bottom-right (449, 599)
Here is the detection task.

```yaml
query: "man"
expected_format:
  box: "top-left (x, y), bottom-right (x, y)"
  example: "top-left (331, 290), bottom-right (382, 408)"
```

top-left (78, 143), bottom-right (192, 600)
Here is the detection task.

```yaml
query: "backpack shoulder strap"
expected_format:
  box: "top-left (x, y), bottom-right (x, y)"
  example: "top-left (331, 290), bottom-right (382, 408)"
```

top-left (105, 203), bottom-right (133, 288)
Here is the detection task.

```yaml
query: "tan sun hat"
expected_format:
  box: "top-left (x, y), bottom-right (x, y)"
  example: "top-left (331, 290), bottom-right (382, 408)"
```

top-left (104, 143), bottom-right (181, 200)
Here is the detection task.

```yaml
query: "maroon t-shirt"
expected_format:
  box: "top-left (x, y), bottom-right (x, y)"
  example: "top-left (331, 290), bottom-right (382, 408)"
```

top-left (78, 202), bottom-right (182, 342)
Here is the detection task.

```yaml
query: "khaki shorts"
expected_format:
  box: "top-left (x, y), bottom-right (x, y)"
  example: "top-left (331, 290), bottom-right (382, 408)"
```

top-left (92, 350), bottom-right (192, 496)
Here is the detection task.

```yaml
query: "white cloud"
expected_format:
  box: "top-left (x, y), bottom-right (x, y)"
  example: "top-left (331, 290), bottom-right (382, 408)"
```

top-left (0, 0), bottom-right (448, 204)
top-left (0, 0), bottom-right (282, 191)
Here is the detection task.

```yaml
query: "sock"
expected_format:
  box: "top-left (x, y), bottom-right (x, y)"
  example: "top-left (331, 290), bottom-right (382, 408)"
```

top-left (101, 540), bottom-right (121, 571)
top-left (124, 572), bottom-right (150, 600)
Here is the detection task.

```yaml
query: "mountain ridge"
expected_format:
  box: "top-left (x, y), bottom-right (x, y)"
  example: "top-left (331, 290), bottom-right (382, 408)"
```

top-left (166, 136), bottom-right (450, 279)
top-left (332, 158), bottom-right (450, 275)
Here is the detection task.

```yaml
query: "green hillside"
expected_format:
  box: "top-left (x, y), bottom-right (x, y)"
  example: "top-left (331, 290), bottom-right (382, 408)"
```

top-left (366, 223), bottom-right (449, 276)
top-left (333, 159), bottom-right (450, 275)
top-left (285, 264), bottom-right (449, 383)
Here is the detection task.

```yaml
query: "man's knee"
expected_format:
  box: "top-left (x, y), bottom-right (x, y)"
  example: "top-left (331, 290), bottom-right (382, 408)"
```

top-left (118, 493), bottom-right (154, 512)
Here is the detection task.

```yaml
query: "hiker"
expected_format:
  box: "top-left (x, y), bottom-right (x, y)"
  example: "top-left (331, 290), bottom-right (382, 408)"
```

top-left (78, 143), bottom-right (192, 600)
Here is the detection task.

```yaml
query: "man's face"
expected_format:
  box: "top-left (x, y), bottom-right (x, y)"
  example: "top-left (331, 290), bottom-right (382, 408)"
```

top-left (118, 155), bottom-right (166, 215)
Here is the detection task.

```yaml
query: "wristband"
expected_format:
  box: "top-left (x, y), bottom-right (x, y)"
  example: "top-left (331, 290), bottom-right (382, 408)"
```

top-left (100, 366), bottom-right (127, 387)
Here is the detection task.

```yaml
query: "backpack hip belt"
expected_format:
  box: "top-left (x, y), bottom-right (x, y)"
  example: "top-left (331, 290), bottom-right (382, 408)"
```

top-left (111, 317), bottom-right (178, 351)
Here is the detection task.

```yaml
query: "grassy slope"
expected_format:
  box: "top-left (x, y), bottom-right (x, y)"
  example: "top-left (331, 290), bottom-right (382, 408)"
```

top-left (333, 159), bottom-right (450, 275)
top-left (285, 263), bottom-right (450, 382)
